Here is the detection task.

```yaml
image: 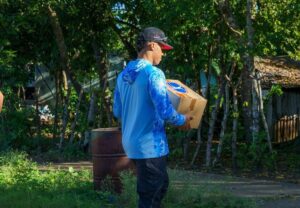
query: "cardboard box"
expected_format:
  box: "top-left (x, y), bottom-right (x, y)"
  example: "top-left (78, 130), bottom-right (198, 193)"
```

top-left (0, 91), bottom-right (3, 112)
top-left (166, 79), bottom-right (207, 129)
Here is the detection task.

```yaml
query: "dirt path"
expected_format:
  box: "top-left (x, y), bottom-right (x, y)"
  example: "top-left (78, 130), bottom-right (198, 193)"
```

top-left (171, 170), bottom-right (300, 208)
top-left (39, 161), bottom-right (300, 208)
top-left (38, 161), bottom-right (93, 171)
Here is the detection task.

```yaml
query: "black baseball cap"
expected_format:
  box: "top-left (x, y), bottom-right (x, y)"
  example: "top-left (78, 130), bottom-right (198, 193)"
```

top-left (138, 27), bottom-right (173, 50)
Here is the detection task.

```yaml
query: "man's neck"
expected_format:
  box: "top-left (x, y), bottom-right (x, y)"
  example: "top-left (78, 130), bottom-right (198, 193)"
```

top-left (138, 51), bottom-right (153, 65)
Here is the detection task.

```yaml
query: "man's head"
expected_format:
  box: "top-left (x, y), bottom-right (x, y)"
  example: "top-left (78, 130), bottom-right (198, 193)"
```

top-left (137, 27), bottom-right (173, 65)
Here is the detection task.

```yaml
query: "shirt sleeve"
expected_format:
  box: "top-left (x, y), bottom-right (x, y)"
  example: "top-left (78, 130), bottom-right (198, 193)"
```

top-left (148, 68), bottom-right (185, 126)
top-left (113, 84), bottom-right (122, 119)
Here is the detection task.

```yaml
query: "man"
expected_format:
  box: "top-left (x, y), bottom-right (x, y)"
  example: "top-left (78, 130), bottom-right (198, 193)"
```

top-left (113, 27), bottom-right (192, 208)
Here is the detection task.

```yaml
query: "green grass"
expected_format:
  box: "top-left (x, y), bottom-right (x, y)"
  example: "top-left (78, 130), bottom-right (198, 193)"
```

top-left (0, 151), bottom-right (102, 208)
top-left (119, 169), bottom-right (257, 208)
top-left (165, 170), bottom-right (257, 208)
top-left (0, 151), bottom-right (257, 208)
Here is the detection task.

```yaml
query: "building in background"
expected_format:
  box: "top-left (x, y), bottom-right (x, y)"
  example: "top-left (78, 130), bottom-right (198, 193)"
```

top-left (255, 57), bottom-right (300, 143)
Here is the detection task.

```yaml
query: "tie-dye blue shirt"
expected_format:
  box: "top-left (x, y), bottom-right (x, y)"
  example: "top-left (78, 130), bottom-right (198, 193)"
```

top-left (113, 59), bottom-right (185, 159)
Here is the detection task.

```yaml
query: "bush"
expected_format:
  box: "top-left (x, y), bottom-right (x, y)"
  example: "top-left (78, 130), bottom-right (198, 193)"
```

top-left (31, 143), bottom-right (89, 163)
top-left (237, 132), bottom-right (277, 172)
top-left (0, 107), bottom-right (35, 151)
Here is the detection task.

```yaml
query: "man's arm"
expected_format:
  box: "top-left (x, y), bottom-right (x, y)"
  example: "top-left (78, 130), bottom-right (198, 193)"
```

top-left (148, 69), bottom-right (185, 126)
top-left (113, 84), bottom-right (122, 119)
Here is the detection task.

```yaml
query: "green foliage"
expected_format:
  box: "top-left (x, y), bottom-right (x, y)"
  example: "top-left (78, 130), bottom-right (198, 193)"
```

top-left (0, 151), bottom-right (38, 186)
top-left (255, 0), bottom-right (300, 59)
top-left (0, 151), bottom-right (100, 208)
top-left (0, 107), bottom-right (35, 151)
top-left (166, 128), bottom-right (186, 160)
top-left (117, 171), bottom-right (138, 207)
top-left (237, 132), bottom-right (277, 171)
top-left (285, 153), bottom-right (300, 171)
top-left (211, 59), bottom-right (221, 76)
top-left (34, 143), bottom-right (88, 163)
top-left (265, 84), bottom-right (283, 100)
top-left (276, 140), bottom-right (300, 173)
top-left (0, 0), bottom-right (299, 178)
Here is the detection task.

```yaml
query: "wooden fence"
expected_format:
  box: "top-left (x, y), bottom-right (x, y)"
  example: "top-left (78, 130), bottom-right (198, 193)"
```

top-left (274, 115), bottom-right (300, 143)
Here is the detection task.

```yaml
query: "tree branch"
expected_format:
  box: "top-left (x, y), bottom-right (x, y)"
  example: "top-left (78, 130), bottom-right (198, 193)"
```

top-left (47, 5), bottom-right (82, 95)
top-left (114, 18), bottom-right (140, 30)
top-left (109, 20), bottom-right (137, 59)
top-left (217, 0), bottom-right (243, 36)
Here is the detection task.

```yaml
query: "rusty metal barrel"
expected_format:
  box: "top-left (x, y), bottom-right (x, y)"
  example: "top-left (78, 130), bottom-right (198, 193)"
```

top-left (91, 127), bottom-right (135, 193)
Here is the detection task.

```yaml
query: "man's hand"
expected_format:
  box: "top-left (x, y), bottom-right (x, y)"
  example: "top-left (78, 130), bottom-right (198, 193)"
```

top-left (179, 115), bottom-right (193, 130)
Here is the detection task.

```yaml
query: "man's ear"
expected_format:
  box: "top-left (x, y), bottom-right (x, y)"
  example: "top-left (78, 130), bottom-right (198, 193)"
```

top-left (148, 42), bottom-right (156, 51)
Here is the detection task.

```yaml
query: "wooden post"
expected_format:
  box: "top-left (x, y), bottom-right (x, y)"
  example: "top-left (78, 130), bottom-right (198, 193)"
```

top-left (266, 94), bottom-right (273, 140)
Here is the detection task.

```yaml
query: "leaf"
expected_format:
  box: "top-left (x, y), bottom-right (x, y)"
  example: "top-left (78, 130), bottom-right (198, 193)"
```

top-left (68, 167), bottom-right (74, 173)
top-left (243, 101), bottom-right (249, 107)
top-left (211, 59), bottom-right (221, 75)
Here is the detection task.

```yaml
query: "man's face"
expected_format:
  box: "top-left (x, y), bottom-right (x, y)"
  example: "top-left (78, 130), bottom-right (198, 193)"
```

top-left (152, 42), bottom-right (164, 66)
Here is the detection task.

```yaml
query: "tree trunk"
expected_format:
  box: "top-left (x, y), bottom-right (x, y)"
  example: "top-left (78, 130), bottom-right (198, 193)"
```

top-left (92, 40), bottom-right (110, 127)
top-left (217, 0), bottom-right (256, 143)
top-left (83, 91), bottom-right (96, 148)
top-left (52, 70), bottom-right (60, 140)
top-left (213, 80), bottom-right (230, 166)
top-left (35, 87), bottom-right (41, 137)
top-left (59, 87), bottom-right (71, 149)
top-left (47, 5), bottom-right (82, 95)
top-left (190, 125), bottom-right (203, 166)
top-left (266, 95), bottom-right (273, 139)
top-left (104, 91), bottom-right (113, 127)
top-left (232, 85), bottom-right (239, 173)
top-left (252, 74), bottom-right (260, 141)
top-left (183, 130), bottom-right (194, 161)
top-left (245, 0), bottom-right (259, 142)
top-left (62, 70), bottom-right (68, 91)
top-left (256, 72), bottom-right (273, 152)
top-left (21, 86), bottom-right (26, 101)
top-left (109, 21), bottom-right (137, 59)
top-left (69, 89), bottom-right (83, 144)
top-left (241, 65), bottom-right (253, 142)
top-left (205, 80), bottom-right (224, 167)
top-left (205, 44), bottom-right (213, 99)
top-left (88, 92), bottom-right (96, 127)
top-left (191, 52), bottom-right (210, 166)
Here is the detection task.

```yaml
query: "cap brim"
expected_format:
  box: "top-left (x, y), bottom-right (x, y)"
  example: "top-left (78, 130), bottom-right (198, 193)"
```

top-left (158, 42), bottom-right (173, 50)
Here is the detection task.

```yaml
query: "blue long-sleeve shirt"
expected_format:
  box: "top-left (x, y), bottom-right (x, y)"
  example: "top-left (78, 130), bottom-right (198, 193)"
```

top-left (113, 59), bottom-right (185, 159)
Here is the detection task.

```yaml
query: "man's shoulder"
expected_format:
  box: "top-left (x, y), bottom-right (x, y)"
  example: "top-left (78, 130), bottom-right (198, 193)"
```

top-left (116, 70), bottom-right (124, 81)
top-left (146, 65), bottom-right (164, 76)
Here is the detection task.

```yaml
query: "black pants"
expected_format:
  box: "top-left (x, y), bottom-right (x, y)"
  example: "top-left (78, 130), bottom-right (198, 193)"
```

top-left (132, 156), bottom-right (169, 208)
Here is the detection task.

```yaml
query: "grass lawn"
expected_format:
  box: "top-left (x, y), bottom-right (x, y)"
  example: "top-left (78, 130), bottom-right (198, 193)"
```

top-left (0, 151), bottom-right (257, 208)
